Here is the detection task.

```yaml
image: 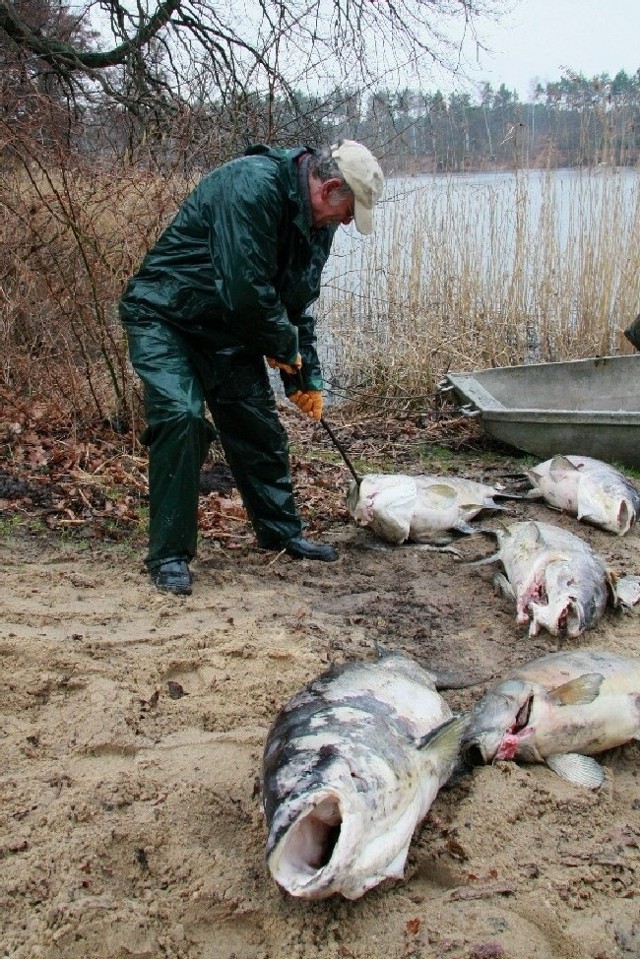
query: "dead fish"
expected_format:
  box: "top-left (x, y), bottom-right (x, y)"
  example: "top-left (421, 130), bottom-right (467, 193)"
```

top-left (461, 648), bottom-right (640, 788)
top-left (527, 454), bottom-right (640, 535)
top-left (262, 653), bottom-right (466, 900)
top-left (347, 473), bottom-right (515, 546)
top-left (471, 520), bottom-right (640, 637)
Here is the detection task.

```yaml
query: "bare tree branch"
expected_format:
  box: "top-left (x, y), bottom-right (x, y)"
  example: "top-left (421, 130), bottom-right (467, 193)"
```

top-left (0, 0), bottom-right (180, 68)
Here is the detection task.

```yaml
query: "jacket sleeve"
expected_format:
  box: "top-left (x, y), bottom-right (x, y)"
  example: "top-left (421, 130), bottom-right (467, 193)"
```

top-left (201, 162), bottom-right (300, 364)
top-left (280, 305), bottom-right (323, 395)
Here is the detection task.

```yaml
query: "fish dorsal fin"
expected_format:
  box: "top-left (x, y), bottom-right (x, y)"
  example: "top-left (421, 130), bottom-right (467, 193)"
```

top-left (548, 673), bottom-right (603, 707)
top-left (549, 455), bottom-right (579, 478)
top-left (417, 714), bottom-right (467, 766)
top-left (545, 753), bottom-right (605, 789)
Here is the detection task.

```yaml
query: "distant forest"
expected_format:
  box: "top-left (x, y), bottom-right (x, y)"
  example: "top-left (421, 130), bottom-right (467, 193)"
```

top-left (302, 69), bottom-right (640, 173)
top-left (5, 55), bottom-right (640, 174)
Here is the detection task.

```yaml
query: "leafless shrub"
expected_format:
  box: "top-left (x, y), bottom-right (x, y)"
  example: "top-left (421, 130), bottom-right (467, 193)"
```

top-left (1, 98), bottom-right (192, 425)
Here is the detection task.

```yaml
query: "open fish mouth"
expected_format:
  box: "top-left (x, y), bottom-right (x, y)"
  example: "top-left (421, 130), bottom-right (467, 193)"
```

top-left (616, 500), bottom-right (632, 534)
top-left (530, 597), bottom-right (585, 637)
top-left (460, 741), bottom-right (487, 767)
top-left (269, 793), bottom-right (344, 894)
top-left (557, 602), bottom-right (583, 636)
top-left (462, 691), bottom-right (535, 766)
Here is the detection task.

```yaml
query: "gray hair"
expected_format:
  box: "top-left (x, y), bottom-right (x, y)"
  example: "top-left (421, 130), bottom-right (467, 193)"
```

top-left (308, 145), bottom-right (353, 197)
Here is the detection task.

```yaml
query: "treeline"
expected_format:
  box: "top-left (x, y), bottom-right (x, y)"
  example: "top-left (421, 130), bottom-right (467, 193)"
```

top-left (73, 68), bottom-right (640, 172)
top-left (359, 70), bottom-right (640, 171)
top-left (274, 69), bottom-right (640, 172)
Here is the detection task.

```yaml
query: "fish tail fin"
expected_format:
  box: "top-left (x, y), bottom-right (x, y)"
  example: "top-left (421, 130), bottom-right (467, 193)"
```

top-left (417, 715), bottom-right (468, 770)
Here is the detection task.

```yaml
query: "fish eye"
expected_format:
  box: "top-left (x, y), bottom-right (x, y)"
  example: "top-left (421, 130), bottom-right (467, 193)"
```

top-left (513, 695), bottom-right (533, 731)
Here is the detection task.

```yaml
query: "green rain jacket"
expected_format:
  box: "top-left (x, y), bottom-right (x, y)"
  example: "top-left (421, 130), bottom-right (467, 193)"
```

top-left (120, 145), bottom-right (336, 394)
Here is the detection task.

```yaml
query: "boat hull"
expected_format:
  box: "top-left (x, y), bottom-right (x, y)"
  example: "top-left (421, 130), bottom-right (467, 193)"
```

top-left (443, 355), bottom-right (640, 469)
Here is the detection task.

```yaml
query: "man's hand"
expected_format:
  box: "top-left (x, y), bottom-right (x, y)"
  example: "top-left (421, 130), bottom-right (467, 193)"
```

top-left (266, 354), bottom-right (302, 375)
top-left (289, 390), bottom-right (323, 421)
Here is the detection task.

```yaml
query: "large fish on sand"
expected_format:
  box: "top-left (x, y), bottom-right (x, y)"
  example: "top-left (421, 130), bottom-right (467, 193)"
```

top-left (472, 520), bottom-right (640, 637)
top-left (527, 454), bottom-right (640, 535)
top-left (461, 649), bottom-right (640, 788)
top-left (262, 653), bottom-right (465, 900)
top-left (347, 473), bottom-right (516, 546)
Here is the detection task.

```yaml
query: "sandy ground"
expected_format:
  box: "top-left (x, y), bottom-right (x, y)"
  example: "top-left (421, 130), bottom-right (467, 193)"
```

top-left (1, 449), bottom-right (640, 959)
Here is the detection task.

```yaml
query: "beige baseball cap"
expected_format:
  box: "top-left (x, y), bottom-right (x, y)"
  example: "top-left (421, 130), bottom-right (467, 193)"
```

top-left (331, 140), bottom-right (384, 235)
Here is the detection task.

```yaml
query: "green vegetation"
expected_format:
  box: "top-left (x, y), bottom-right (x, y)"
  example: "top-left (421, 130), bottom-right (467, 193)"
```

top-left (0, 514), bottom-right (23, 538)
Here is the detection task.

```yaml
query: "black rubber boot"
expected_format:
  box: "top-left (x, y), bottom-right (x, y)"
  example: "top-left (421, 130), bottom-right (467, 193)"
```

top-left (283, 536), bottom-right (339, 562)
top-left (151, 560), bottom-right (193, 595)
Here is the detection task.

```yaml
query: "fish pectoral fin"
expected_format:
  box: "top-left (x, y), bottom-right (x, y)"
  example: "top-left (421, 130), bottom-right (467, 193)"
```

top-left (492, 571), bottom-right (515, 600)
top-left (416, 715), bottom-right (467, 768)
top-left (410, 543), bottom-right (463, 558)
top-left (453, 520), bottom-right (480, 535)
top-left (545, 753), bottom-right (605, 789)
top-left (421, 483), bottom-right (459, 502)
top-left (548, 673), bottom-right (604, 706)
top-left (484, 500), bottom-right (511, 512)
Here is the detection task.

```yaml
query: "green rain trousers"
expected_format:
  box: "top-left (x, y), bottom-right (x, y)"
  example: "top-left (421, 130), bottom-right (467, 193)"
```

top-left (126, 319), bottom-right (302, 569)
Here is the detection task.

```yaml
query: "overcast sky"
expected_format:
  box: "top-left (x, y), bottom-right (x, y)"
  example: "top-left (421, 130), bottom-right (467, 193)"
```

top-left (459, 0), bottom-right (640, 99)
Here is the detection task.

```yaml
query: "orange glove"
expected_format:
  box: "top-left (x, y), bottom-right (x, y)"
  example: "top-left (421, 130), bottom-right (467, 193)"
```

top-left (290, 390), bottom-right (323, 421)
top-left (266, 354), bottom-right (302, 375)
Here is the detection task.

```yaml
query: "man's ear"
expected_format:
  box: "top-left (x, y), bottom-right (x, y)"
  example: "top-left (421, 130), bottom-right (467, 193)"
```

top-left (321, 177), bottom-right (344, 200)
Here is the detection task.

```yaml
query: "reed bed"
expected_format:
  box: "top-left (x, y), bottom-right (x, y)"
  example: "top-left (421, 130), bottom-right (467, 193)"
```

top-left (319, 168), bottom-right (640, 409)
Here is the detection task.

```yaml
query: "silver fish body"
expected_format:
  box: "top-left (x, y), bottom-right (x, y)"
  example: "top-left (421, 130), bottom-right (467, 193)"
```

top-left (347, 473), bottom-right (511, 545)
top-left (477, 520), bottom-right (614, 637)
top-left (462, 649), bottom-right (640, 787)
top-left (527, 454), bottom-right (640, 534)
top-left (262, 654), bottom-right (465, 900)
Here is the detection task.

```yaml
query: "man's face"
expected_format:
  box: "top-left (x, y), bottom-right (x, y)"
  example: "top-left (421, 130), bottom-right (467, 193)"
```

top-left (309, 177), bottom-right (355, 229)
